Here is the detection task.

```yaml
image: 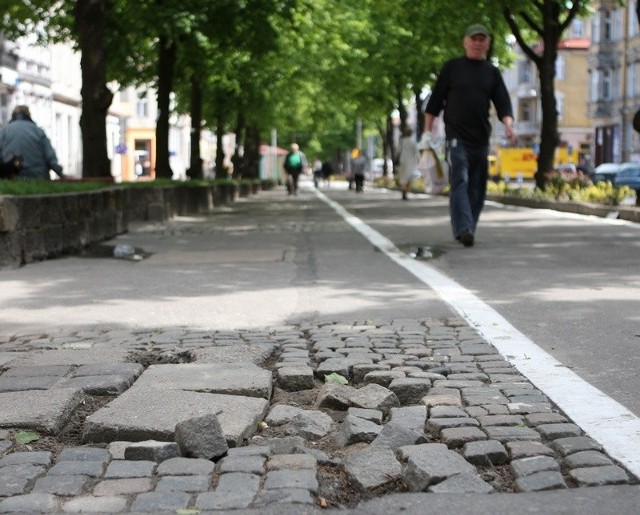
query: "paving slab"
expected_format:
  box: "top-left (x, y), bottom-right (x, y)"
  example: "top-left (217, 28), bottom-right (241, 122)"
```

top-left (132, 363), bottom-right (272, 399)
top-left (193, 343), bottom-right (278, 366)
top-left (7, 348), bottom-right (131, 367)
top-left (83, 388), bottom-right (269, 446)
top-left (0, 388), bottom-right (84, 434)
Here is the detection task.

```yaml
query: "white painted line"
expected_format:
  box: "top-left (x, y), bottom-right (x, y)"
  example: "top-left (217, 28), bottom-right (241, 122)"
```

top-left (316, 189), bottom-right (640, 480)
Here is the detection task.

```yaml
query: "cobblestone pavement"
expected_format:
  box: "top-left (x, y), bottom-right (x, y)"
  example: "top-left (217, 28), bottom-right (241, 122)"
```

top-left (0, 318), bottom-right (635, 513)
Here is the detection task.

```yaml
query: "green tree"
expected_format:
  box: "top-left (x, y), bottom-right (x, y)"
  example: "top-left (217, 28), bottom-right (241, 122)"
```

top-left (501, 0), bottom-right (605, 188)
top-left (0, 0), bottom-right (114, 177)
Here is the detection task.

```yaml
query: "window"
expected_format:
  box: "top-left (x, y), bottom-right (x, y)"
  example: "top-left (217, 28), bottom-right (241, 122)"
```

top-left (555, 56), bottom-right (565, 80)
top-left (136, 93), bottom-right (148, 118)
top-left (571, 18), bottom-right (584, 38)
top-left (519, 99), bottom-right (534, 122)
top-left (518, 60), bottom-right (531, 84)
top-left (592, 15), bottom-right (600, 42)
top-left (589, 70), bottom-right (598, 102)
top-left (603, 10), bottom-right (613, 41)
top-left (602, 70), bottom-right (611, 100)
top-left (556, 93), bottom-right (564, 120)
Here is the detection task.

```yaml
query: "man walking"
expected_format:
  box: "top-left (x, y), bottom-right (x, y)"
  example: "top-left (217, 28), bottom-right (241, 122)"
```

top-left (283, 143), bottom-right (307, 195)
top-left (423, 24), bottom-right (516, 247)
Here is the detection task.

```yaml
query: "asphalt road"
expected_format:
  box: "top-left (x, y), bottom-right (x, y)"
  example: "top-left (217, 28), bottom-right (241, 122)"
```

top-left (331, 186), bottom-right (640, 418)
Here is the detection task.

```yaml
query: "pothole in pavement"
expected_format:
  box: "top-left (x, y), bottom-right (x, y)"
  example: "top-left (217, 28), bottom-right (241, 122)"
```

top-left (397, 242), bottom-right (446, 259)
top-left (80, 243), bottom-right (151, 261)
top-left (127, 347), bottom-right (195, 366)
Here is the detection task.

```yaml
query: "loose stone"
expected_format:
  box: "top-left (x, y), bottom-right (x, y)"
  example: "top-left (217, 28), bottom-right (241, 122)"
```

top-left (568, 466), bottom-right (630, 486)
top-left (515, 471), bottom-right (567, 492)
top-left (175, 413), bottom-right (229, 460)
top-left (403, 444), bottom-right (476, 491)
top-left (463, 440), bottom-right (508, 465)
top-left (510, 456), bottom-right (560, 478)
top-left (342, 446), bottom-right (402, 491)
top-left (427, 473), bottom-right (494, 494)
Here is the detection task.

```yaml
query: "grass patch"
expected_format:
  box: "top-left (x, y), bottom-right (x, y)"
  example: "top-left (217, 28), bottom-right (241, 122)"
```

top-left (0, 179), bottom-right (110, 196)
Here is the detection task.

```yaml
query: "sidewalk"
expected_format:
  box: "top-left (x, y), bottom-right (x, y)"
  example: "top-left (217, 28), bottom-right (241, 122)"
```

top-left (1, 182), bottom-right (639, 513)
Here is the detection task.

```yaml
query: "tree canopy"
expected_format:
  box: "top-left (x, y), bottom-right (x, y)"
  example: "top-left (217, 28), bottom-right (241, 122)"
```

top-left (0, 0), bottom-right (599, 183)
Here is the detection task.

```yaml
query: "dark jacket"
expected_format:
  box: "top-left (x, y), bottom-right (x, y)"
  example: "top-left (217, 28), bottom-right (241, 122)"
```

top-left (425, 56), bottom-right (513, 147)
top-left (0, 114), bottom-right (63, 179)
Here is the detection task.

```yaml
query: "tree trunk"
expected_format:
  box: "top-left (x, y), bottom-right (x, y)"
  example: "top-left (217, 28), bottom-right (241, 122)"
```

top-left (155, 35), bottom-right (176, 179)
top-left (74, 0), bottom-right (113, 178)
top-left (244, 124), bottom-right (261, 180)
top-left (387, 115), bottom-right (396, 171)
top-left (232, 110), bottom-right (246, 179)
top-left (396, 88), bottom-right (408, 132)
top-left (215, 115), bottom-right (225, 177)
top-left (535, 56), bottom-right (559, 189)
top-left (187, 74), bottom-right (203, 180)
top-left (414, 86), bottom-right (424, 136)
top-left (534, 3), bottom-right (561, 190)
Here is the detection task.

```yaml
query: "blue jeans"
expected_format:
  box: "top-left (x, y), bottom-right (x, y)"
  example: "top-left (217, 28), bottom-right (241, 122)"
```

top-left (447, 140), bottom-right (488, 239)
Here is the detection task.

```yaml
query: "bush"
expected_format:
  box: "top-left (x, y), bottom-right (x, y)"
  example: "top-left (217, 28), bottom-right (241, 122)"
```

top-left (486, 178), bottom-right (635, 206)
top-left (260, 178), bottom-right (277, 190)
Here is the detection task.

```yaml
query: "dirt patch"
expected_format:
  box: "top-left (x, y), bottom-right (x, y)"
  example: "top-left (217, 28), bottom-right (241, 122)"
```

top-left (128, 348), bottom-right (195, 366)
top-left (316, 463), bottom-right (408, 509)
top-left (8, 395), bottom-right (113, 455)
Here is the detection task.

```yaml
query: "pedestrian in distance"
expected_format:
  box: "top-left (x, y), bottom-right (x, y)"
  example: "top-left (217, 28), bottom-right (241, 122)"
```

top-left (283, 143), bottom-right (307, 195)
top-left (351, 148), bottom-right (367, 193)
top-left (397, 126), bottom-right (420, 200)
top-left (312, 156), bottom-right (323, 188)
top-left (321, 160), bottom-right (333, 187)
top-left (423, 24), bottom-right (516, 247)
top-left (0, 105), bottom-right (64, 180)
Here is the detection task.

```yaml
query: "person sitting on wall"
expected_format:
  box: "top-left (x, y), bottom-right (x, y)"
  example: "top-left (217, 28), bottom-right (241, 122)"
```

top-left (0, 105), bottom-right (64, 180)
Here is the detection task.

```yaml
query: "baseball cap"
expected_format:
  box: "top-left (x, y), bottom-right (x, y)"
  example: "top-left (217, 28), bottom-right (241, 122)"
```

top-left (465, 24), bottom-right (490, 37)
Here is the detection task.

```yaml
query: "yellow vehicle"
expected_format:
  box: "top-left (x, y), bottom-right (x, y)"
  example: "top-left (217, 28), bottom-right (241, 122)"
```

top-left (489, 147), bottom-right (580, 181)
top-left (489, 148), bottom-right (537, 181)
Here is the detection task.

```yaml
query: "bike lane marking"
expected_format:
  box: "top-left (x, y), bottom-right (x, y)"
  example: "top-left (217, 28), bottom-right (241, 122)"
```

top-left (316, 188), bottom-right (640, 480)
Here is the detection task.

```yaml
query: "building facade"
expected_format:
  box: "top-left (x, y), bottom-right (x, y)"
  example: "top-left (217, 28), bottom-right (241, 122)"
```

top-left (0, 35), bottom-right (210, 181)
top-left (588, 1), bottom-right (640, 164)
top-left (502, 16), bottom-right (593, 166)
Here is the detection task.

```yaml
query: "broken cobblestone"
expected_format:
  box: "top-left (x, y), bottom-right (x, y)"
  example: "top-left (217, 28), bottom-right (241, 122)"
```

top-left (0, 320), bottom-right (633, 511)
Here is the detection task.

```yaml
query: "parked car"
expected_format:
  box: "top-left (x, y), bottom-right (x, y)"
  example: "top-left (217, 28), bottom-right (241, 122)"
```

top-left (591, 163), bottom-right (623, 183)
top-left (613, 162), bottom-right (640, 191)
top-left (576, 164), bottom-right (595, 177)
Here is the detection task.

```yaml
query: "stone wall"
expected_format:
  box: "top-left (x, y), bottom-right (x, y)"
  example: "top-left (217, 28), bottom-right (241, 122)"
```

top-left (0, 182), bottom-right (241, 269)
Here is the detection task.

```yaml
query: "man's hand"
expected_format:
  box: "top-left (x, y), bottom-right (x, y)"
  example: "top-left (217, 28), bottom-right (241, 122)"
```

top-left (505, 125), bottom-right (516, 145)
top-left (502, 116), bottom-right (516, 145)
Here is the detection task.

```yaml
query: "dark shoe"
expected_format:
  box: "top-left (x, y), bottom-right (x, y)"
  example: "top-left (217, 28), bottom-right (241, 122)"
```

top-left (402, 191), bottom-right (408, 200)
top-left (459, 232), bottom-right (474, 247)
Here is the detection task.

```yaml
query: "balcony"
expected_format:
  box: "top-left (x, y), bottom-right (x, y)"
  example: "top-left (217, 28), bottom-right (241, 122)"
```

top-left (589, 100), bottom-right (615, 118)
